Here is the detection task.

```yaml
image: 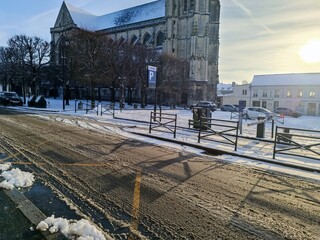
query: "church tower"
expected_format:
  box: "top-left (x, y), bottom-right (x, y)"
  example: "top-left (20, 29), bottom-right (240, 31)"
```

top-left (164, 0), bottom-right (220, 105)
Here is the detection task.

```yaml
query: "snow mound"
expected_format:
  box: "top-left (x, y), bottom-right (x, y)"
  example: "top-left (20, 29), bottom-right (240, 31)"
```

top-left (37, 215), bottom-right (107, 240)
top-left (0, 162), bottom-right (12, 171)
top-left (0, 168), bottom-right (35, 189)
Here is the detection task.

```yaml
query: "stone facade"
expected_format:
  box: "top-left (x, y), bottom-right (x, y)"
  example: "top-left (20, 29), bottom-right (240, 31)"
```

top-left (50, 0), bottom-right (220, 105)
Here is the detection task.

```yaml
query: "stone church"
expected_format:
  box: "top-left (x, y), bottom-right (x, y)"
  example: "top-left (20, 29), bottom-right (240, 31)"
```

top-left (51, 0), bottom-right (220, 105)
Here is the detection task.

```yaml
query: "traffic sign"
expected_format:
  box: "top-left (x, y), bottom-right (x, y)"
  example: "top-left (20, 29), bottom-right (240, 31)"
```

top-left (148, 65), bottom-right (157, 88)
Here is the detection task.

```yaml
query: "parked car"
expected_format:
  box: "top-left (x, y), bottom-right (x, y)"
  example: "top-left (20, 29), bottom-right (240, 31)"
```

top-left (0, 91), bottom-right (23, 106)
top-left (220, 104), bottom-right (238, 112)
top-left (243, 107), bottom-right (275, 119)
top-left (273, 107), bottom-right (302, 118)
top-left (191, 101), bottom-right (217, 111)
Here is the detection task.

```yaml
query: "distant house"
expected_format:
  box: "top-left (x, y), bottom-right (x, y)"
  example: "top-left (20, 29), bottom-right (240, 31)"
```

top-left (222, 73), bottom-right (320, 116)
top-left (217, 82), bottom-right (235, 96)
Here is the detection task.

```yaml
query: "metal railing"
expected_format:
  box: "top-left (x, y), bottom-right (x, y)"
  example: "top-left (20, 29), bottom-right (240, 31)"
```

top-left (149, 111), bottom-right (177, 138)
top-left (273, 126), bottom-right (320, 160)
top-left (198, 117), bottom-right (239, 151)
top-left (74, 100), bottom-right (98, 115)
top-left (100, 103), bottom-right (114, 117)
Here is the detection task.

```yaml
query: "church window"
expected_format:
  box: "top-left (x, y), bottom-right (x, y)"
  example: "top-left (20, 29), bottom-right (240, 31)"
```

top-left (130, 35), bottom-right (138, 44)
top-left (143, 33), bottom-right (151, 45)
top-left (209, 0), bottom-right (220, 22)
top-left (199, 0), bottom-right (206, 11)
top-left (119, 37), bottom-right (126, 45)
top-left (183, 0), bottom-right (188, 13)
top-left (190, 0), bottom-right (195, 12)
top-left (156, 31), bottom-right (165, 47)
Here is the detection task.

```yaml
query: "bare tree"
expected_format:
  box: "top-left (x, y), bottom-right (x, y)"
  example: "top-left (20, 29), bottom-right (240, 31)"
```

top-left (157, 54), bottom-right (189, 108)
top-left (6, 35), bottom-right (50, 97)
top-left (68, 30), bottom-right (109, 106)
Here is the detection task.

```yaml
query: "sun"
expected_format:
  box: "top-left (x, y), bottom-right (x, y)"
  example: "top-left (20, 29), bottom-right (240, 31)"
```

top-left (299, 39), bottom-right (320, 63)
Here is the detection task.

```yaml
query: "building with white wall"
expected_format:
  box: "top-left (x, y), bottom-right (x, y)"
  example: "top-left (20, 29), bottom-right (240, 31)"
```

top-left (222, 73), bottom-right (320, 116)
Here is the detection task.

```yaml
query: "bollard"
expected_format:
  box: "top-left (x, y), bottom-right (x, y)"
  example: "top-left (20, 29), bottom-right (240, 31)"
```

top-left (78, 101), bottom-right (83, 110)
top-left (256, 115), bottom-right (265, 138)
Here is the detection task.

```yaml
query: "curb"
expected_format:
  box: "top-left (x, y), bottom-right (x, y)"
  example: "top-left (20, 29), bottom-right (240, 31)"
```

top-left (4, 188), bottom-right (67, 240)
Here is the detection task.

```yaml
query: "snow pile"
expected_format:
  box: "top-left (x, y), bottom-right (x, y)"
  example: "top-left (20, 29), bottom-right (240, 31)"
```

top-left (36, 215), bottom-right (107, 240)
top-left (0, 166), bottom-right (35, 190)
top-left (0, 162), bottom-right (11, 171)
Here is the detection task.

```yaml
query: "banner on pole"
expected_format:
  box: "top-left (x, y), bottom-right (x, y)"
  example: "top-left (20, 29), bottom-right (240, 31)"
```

top-left (148, 65), bottom-right (157, 88)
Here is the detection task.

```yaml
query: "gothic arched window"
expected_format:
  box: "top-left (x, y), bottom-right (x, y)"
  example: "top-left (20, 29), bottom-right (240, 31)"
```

top-left (156, 31), bottom-right (165, 47)
top-left (130, 35), bottom-right (138, 44)
top-left (143, 33), bottom-right (151, 45)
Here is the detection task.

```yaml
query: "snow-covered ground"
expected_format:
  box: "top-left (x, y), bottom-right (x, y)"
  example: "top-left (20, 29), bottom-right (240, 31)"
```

top-left (1, 98), bottom-right (320, 239)
top-left (15, 97), bottom-right (320, 181)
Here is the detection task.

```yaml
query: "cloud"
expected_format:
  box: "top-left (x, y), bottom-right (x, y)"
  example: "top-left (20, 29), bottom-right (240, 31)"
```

top-left (231, 0), bottom-right (274, 34)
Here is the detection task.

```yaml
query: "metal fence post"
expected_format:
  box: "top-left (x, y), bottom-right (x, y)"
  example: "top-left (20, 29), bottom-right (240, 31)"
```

top-left (174, 114), bottom-right (177, 138)
top-left (149, 112), bottom-right (152, 134)
top-left (271, 119), bottom-right (274, 138)
top-left (273, 126), bottom-right (278, 159)
top-left (235, 121), bottom-right (239, 151)
top-left (198, 117), bottom-right (202, 143)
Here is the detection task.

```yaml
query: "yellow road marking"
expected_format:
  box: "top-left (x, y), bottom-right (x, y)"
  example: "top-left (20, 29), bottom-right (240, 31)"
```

top-left (129, 169), bottom-right (142, 237)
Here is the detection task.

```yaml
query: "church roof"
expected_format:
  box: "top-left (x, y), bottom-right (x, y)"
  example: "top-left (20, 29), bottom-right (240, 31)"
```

top-left (65, 0), bottom-right (165, 31)
top-left (252, 73), bottom-right (320, 86)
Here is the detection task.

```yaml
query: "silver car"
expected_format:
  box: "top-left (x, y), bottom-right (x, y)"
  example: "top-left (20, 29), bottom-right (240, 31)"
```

top-left (243, 107), bottom-right (274, 119)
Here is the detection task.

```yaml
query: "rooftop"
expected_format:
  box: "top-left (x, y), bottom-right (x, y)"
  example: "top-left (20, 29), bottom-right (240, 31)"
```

top-left (252, 73), bottom-right (320, 86)
top-left (65, 0), bottom-right (165, 30)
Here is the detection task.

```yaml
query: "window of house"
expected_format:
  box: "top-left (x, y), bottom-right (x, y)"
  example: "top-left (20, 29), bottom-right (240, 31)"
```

top-left (286, 90), bottom-right (292, 98)
top-left (273, 101), bottom-right (279, 109)
top-left (307, 103), bottom-right (316, 115)
top-left (262, 90), bottom-right (267, 97)
top-left (274, 89), bottom-right (280, 97)
top-left (309, 90), bottom-right (316, 98)
top-left (297, 89), bottom-right (303, 98)
top-left (252, 101), bottom-right (260, 107)
top-left (262, 101), bottom-right (267, 108)
top-left (242, 89), bottom-right (247, 95)
top-left (253, 90), bottom-right (258, 97)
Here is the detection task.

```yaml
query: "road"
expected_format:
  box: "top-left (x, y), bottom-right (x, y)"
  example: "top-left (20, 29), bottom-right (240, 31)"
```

top-left (0, 108), bottom-right (319, 240)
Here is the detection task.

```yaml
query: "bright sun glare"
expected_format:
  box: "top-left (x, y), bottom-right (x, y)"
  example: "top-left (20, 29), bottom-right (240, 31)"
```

top-left (299, 39), bottom-right (320, 63)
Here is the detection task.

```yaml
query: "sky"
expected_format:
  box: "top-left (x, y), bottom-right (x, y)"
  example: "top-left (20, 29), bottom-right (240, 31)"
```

top-left (1, 0), bottom-right (320, 84)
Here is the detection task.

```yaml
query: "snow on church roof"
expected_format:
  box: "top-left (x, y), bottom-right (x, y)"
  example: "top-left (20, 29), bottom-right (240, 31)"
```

top-left (252, 73), bottom-right (320, 86)
top-left (66, 0), bottom-right (165, 31)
